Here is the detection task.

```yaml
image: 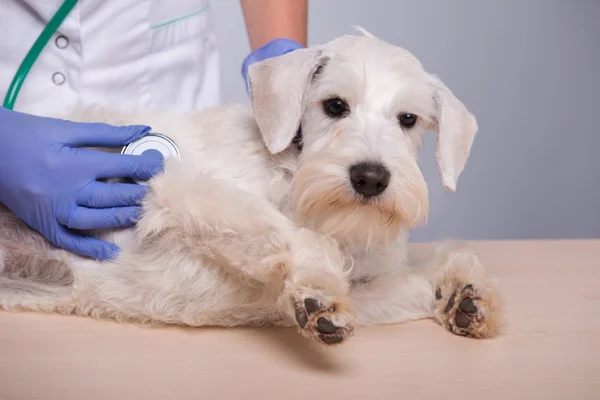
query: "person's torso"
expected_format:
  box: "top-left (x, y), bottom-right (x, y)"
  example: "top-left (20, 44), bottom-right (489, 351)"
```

top-left (0, 0), bottom-right (221, 116)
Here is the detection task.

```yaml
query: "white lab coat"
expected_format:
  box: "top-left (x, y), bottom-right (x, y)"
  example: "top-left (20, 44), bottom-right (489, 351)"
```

top-left (0, 0), bottom-right (221, 116)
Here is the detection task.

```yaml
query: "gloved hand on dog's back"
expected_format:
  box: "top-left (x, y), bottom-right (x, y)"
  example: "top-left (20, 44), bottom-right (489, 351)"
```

top-left (0, 107), bottom-right (164, 260)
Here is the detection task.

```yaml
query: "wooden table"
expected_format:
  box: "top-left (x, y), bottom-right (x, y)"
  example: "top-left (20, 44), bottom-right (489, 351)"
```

top-left (1, 240), bottom-right (599, 399)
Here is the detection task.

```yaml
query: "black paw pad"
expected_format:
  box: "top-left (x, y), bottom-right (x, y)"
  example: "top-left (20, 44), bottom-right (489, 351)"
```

top-left (304, 298), bottom-right (321, 314)
top-left (459, 297), bottom-right (478, 314)
top-left (320, 334), bottom-right (344, 345)
top-left (316, 317), bottom-right (337, 334)
top-left (455, 310), bottom-right (471, 328)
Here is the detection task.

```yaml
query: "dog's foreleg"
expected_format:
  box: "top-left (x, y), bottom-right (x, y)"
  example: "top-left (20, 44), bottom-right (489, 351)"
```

top-left (350, 242), bottom-right (503, 339)
top-left (350, 269), bottom-right (436, 326)
top-left (137, 171), bottom-right (355, 345)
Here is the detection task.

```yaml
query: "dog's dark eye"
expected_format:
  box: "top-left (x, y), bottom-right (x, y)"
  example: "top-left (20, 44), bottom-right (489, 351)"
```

top-left (323, 97), bottom-right (350, 118)
top-left (397, 113), bottom-right (417, 129)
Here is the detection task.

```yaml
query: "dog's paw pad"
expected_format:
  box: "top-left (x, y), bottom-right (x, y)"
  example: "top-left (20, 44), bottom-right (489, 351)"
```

top-left (304, 298), bottom-right (321, 314)
top-left (320, 333), bottom-right (345, 345)
top-left (459, 297), bottom-right (477, 314)
top-left (455, 296), bottom-right (478, 329)
top-left (291, 292), bottom-right (354, 346)
top-left (316, 317), bottom-right (337, 334)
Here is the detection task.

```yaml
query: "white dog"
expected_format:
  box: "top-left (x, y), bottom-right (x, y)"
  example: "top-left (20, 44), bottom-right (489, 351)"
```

top-left (0, 29), bottom-right (501, 345)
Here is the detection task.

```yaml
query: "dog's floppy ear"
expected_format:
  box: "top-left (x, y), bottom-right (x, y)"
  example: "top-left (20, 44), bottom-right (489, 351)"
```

top-left (247, 48), bottom-right (325, 154)
top-left (430, 77), bottom-right (478, 191)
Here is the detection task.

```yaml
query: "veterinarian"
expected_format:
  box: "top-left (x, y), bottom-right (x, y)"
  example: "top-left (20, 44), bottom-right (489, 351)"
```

top-left (0, 0), bottom-right (307, 260)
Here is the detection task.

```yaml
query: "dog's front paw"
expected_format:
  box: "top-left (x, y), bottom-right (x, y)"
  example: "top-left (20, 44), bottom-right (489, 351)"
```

top-left (436, 283), bottom-right (496, 338)
top-left (432, 244), bottom-right (503, 339)
top-left (290, 288), bottom-right (355, 346)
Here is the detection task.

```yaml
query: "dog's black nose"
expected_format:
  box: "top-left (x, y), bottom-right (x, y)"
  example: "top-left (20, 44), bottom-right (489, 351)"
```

top-left (349, 162), bottom-right (390, 197)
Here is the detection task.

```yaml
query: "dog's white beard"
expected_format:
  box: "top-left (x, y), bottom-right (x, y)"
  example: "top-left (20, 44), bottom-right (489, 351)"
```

top-left (291, 153), bottom-right (429, 249)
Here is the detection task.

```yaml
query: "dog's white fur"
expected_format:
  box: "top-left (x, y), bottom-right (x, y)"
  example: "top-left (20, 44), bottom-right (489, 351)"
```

top-left (0, 29), bottom-right (502, 344)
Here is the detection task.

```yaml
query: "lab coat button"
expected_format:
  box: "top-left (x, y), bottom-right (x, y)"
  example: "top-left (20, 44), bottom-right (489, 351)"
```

top-left (52, 72), bottom-right (66, 85)
top-left (55, 35), bottom-right (69, 49)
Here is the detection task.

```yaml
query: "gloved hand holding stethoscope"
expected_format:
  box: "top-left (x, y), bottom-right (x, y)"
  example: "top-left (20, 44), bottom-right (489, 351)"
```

top-left (0, 108), bottom-right (164, 260)
top-left (0, 0), bottom-right (307, 260)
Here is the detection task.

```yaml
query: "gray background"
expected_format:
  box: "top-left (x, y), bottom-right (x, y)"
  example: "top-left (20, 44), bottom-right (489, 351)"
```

top-left (211, 0), bottom-right (600, 242)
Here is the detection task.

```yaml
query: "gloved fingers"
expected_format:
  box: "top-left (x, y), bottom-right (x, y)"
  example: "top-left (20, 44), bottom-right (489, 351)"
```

top-left (65, 122), bottom-right (152, 148)
top-left (241, 38), bottom-right (305, 93)
top-left (59, 206), bottom-right (142, 231)
top-left (53, 225), bottom-right (120, 260)
top-left (77, 181), bottom-right (148, 208)
top-left (82, 149), bottom-right (164, 181)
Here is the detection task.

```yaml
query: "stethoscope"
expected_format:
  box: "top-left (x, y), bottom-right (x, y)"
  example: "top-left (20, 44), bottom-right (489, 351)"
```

top-left (3, 0), bottom-right (77, 110)
top-left (3, 0), bottom-right (180, 186)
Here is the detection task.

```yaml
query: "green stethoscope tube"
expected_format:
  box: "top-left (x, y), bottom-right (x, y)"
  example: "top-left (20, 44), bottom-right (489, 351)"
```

top-left (3, 0), bottom-right (78, 110)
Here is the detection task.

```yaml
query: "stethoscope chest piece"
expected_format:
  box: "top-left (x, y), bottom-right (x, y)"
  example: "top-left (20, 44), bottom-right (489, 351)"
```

top-left (121, 133), bottom-right (180, 185)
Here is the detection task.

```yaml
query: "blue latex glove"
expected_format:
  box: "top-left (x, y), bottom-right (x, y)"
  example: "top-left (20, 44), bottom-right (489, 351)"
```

top-left (241, 38), bottom-right (306, 145)
top-left (0, 107), bottom-right (164, 260)
top-left (241, 38), bottom-right (305, 93)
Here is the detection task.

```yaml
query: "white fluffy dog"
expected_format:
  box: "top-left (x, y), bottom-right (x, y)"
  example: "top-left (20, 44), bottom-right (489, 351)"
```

top-left (0, 29), bottom-right (501, 345)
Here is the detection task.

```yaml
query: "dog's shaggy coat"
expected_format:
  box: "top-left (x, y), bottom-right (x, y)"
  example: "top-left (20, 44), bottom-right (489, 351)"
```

top-left (0, 30), bottom-right (502, 345)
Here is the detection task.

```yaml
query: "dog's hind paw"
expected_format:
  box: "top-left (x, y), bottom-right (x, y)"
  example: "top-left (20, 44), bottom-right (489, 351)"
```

top-left (290, 288), bottom-right (355, 345)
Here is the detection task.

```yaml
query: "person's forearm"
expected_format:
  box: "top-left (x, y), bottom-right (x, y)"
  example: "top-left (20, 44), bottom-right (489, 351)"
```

top-left (240, 0), bottom-right (307, 51)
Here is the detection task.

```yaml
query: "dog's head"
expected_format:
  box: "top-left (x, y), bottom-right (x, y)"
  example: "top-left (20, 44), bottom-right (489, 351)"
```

top-left (248, 28), bottom-right (478, 247)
